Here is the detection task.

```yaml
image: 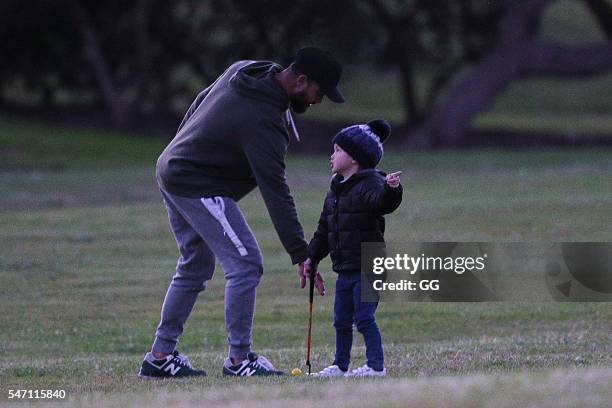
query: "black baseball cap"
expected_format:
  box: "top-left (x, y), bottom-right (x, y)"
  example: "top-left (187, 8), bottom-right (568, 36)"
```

top-left (293, 47), bottom-right (344, 103)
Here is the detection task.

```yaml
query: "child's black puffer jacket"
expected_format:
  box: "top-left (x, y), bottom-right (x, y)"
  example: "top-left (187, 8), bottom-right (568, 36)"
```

top-left (308, 169), bottom-right (402, 273)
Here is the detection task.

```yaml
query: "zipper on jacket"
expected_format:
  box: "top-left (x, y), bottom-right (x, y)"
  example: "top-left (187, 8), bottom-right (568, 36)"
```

top-left (333, 196), bottom-right (339, 253)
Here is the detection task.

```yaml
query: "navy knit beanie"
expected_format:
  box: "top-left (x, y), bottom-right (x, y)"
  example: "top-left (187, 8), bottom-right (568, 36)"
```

top-left (332, 119), bottom-right (391, 168)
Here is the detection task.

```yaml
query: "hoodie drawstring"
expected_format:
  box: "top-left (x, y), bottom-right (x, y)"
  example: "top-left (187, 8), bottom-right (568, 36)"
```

top-left (285, 110), bottom-right (300, 142)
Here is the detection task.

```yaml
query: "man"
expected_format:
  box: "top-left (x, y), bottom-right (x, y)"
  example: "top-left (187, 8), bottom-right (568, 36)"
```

top-left (138, 48), bottom-right (338, 378)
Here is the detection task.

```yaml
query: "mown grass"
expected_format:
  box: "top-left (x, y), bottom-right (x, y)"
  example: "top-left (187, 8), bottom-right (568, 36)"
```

top-left (0, 119), bottom-right (164, 171)
top-left (0, 121), bottom-right (611, 406)
top-left (64, 367), bottom-right (612, 408)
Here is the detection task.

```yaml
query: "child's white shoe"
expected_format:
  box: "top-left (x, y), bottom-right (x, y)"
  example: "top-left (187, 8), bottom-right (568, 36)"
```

top-left (344, 364), bottom-right (386, 377)
top-left (311, 365), bottom-right (347, 377)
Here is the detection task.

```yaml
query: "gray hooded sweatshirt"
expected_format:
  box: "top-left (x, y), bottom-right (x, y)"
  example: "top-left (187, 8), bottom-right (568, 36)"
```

top-left (156, 60), bottom-right (308, 264)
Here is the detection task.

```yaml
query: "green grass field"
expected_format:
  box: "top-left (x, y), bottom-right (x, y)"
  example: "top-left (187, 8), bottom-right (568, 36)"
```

top-left (0, 121), bottom-right (611, 407)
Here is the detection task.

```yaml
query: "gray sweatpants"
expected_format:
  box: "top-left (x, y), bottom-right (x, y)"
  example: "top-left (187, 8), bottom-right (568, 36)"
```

top-left (152, 188), bottom-right (263, 360)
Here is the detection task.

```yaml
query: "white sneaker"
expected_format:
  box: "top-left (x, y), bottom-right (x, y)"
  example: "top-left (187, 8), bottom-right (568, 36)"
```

top-left (344, 364), bottom-right (386, 377)
top-left (311, 365), bottom-right (347, 377)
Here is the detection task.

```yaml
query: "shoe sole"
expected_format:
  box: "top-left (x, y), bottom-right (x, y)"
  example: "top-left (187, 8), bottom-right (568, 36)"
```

top-left (138, 373), bottom-right (161, 380)
top-left (345, 373), bottom-right (387, 378)
top-left (138, 371), bottom-right (207, 380)
top-left (310, 374), bottom-right (346, 377)
top-left (222, 369), bottom-right (285, 377)
top-left (222, 373), bottom-right (285, 377)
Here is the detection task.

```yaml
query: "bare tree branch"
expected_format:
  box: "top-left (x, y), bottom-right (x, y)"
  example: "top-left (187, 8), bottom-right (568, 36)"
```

top-left (421, 42), bottom-right (612, 147)
top-left (366, 0), bottom-right (422, 124)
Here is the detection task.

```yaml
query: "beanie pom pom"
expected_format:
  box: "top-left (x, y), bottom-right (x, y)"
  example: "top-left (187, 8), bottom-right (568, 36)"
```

top-left (366, 119), bottom-right (391, 143)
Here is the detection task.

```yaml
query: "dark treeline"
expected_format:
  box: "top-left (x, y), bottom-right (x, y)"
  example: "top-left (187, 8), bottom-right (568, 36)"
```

top-left (2, 0), bottom-right (612, 146)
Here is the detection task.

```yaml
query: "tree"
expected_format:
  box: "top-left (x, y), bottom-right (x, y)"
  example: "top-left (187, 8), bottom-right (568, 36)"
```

top-left (363, 0), bottom-right (503, 133)
top-left (3, 0), bottom-right (610, 142)
top-left (363, 0), bottom-right (612, 147)
top-left (419, 0), bottom-right (612, 147)
top-left (0, 0), bottom-right (360, 127)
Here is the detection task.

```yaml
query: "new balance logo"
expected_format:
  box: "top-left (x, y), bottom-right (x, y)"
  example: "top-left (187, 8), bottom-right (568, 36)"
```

top-left (240, 367), bottom-right (255, 376)
top-left (164, 363), bottom-right (181, 376)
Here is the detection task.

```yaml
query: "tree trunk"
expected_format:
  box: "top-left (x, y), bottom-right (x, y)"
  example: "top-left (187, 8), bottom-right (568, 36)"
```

top-left (420, 42), bottom-right (612, 147)
top-left (584, 0), bottom-right (612, 37)
top-left (397, 46), bottom-right (421, 125)
top-left (70, 1), bottom-right (131, 127)
top-left (366, 0), bottom-right (422, 126)
top-left (134, 0), bottom-right (149, 115)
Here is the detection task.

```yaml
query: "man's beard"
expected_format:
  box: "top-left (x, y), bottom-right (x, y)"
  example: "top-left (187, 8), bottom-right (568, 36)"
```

top-left (289, 91), bottom-right (310, 114)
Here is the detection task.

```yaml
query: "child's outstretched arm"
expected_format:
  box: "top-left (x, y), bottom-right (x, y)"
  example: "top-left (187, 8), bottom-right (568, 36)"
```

top-left (364, 171), bottom-right (403, 214)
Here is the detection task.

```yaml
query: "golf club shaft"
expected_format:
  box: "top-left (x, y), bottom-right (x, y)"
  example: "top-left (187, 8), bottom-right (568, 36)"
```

top-left (306, 270), bottom-right (315, 374)
top-left (306, 301), bottom-right (313, 373)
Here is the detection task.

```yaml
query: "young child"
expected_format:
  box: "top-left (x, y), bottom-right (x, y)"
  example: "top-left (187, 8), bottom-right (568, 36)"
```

top-left (306, 119), bottom-right (402, 377)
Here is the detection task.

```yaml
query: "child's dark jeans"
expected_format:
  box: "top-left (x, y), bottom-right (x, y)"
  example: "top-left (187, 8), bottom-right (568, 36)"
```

top-left (333, 272), bottom-right (384, 371)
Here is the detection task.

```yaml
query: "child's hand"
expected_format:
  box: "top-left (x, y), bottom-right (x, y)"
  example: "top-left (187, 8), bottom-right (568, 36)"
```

top-left (314, 271), bottom-right (325, 296)
top-left (298, 260), bottom-right (310, 288)
top-left (299, 258), bottom-right (325, 296)
top-left (386, 171), bottom-right (402, 188)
